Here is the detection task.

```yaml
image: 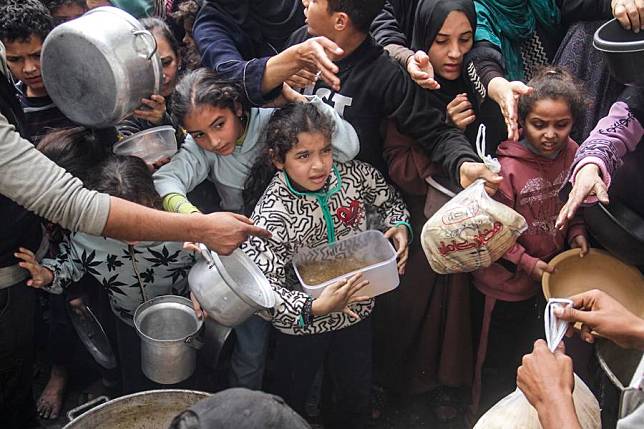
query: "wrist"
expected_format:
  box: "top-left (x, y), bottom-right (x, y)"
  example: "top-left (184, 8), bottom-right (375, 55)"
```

top-left (628, 318), bottom-right (644, 350)
top-left (311, 299), bottom-right (326, 317)
top-left (535, 392), bottom-right (580, 429)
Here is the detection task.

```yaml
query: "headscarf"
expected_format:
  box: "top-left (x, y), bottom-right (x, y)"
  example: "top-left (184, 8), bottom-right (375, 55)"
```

top-left (474, 0), bottom-right (560, 81)
top-left (410, 0), bottom-right (477, 110)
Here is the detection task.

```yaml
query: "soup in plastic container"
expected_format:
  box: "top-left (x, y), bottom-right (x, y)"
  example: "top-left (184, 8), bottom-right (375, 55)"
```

top-left (293, 230), bottom-right (399, 298)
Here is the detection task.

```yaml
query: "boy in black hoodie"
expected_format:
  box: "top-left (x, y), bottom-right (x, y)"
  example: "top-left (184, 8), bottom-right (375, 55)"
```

top-left (290, 0), bottom-right (499, 188)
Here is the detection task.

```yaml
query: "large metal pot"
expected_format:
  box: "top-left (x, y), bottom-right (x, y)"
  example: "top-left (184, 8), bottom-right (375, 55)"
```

top-left (134, 296), bottom-right (203, 385)
top-left (594, 18), bottom-right (644, 87)
top-left (189, 247), bottom-right (275, 327)
top-left (41, 6), bottom-right (162, 127)
top-left (64, 389), bottom-right (209, 428)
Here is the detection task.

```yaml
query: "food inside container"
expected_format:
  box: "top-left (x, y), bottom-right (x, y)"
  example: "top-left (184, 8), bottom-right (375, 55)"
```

top-left (113, 125), bottom-right (177, 164)
top-left (293, 230), bottom-right (399, 298)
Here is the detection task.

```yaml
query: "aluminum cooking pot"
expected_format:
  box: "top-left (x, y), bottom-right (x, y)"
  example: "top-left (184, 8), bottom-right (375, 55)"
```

top-left (41, 6), bottom-right (162, 127)
top-left (64, 389), bottom-right (209, 428)
top-left (594, 18), bottom-right (644, 87)
top-left (189, 246), bottom-right (275, 327)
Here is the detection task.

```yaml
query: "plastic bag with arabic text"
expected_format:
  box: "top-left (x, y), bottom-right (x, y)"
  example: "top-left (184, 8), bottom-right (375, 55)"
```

top-left (420, 178), bottom-right (527, 274)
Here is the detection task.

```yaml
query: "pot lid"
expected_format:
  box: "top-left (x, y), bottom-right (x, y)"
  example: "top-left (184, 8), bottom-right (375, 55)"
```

top-left (594, 18), bottom-right (644, 53)
top-left (68, 305), bottom-right (118, 370)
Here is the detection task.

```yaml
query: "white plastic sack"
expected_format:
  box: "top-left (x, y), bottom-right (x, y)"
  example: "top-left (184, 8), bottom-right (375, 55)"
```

top-left (420, 179), bottom-right (527, 274)
top-left (474, 300), bottom-right (602, 429)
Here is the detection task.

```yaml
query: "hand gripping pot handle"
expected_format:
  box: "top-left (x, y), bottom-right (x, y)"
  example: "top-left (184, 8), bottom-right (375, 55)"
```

top-left (132, 29), bottom-right (158, 60)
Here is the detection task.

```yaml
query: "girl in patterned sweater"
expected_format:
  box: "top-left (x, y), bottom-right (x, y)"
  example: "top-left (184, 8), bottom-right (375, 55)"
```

top-left (241, 102), bottom-right (411, 428)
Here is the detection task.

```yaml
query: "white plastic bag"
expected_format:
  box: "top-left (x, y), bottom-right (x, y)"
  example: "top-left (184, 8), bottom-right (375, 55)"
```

top-left (420, 178), bottom-right (527, 274)
top-left (474, 300), bottom-right (602, 429)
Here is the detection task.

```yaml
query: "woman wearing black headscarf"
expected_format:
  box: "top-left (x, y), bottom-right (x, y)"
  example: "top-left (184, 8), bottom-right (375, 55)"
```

top-left (375, 1), bottom-right (480, 423)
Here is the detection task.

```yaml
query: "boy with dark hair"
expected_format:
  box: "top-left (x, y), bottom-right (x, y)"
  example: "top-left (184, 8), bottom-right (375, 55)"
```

top-left (42, 0), bottom-right (88, 24)
top-left (0, 0), bottom-right (75, 142)
top-left (291, 0), bottom-right (498, 188)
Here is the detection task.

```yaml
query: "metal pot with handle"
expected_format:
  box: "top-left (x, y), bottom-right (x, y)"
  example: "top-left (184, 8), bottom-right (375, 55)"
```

top-left (41, 6), bottom-right (162, 127)
top-left (189, 246), bottom-right (275, 327)
top-left (134, 295), bottom-right (203, 385)
top-left (64, 389), bottom-right (209, 428)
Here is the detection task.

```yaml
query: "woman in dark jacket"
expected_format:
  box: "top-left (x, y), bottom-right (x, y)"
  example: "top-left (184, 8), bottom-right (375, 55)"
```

top-left (375, 1), bottom-right (480, 423)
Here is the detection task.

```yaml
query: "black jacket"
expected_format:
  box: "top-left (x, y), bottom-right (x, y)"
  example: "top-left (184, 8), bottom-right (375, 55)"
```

top-left (194, 0), bottom-right (408, 106)
top-left (289, 29), bottom-right (479, 185)
top-left (0, 71), bottom-right (41, 268)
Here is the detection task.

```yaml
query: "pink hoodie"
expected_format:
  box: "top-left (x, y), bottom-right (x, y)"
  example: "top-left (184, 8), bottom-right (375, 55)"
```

top-left (472, 137), bottom-right (587, 302)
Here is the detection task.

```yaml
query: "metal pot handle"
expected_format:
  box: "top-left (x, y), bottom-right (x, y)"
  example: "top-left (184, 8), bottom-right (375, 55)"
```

top-left (185, 334), bottom-right (204, 350)
top-left (132, 29), bottom-right (157, 60)
top-left (67, 395), bottom-right (110, 421)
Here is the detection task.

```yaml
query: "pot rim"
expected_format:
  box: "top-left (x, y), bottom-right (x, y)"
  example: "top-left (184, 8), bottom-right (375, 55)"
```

top-left (133, 295), bottom-right (203, 343)
top-left (210, 250), bottom-right (276, 310)
top-left (63, 389), bottom-right (210, 427)
top-left (593, 18), bottom-right (644, 53)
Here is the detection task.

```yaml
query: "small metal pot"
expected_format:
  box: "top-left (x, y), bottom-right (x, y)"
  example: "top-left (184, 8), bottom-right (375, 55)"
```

top-left (189, 248), bottom-right (275, 327)
top-left (134, 296), bottom-right (203, 385)
top-left (41, 6), bottom-right (162, 127)
top-left (594, 18), bottom-right (644, 87)
top-left (64, 389), bottom-right (209, 428)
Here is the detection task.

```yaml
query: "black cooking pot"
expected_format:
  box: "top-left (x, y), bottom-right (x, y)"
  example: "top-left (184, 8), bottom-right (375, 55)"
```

top-left (593, 18), bottom-right (644, 87)
top-left (584, 200), bottom-right (644, 266)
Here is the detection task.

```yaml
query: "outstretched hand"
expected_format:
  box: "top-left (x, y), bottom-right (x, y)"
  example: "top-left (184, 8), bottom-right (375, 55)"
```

top-left (612, 0), bottom-right (644, 33)
top-left (556, 164), bottom-right (609, 230)
top-left (14, 247), bottom-right (53, 288)
top-left (406, 50), bottom-right (440, 90)
top-left (200, 212), bottom-right (271, 256)
top-left (312, 272), bottom-right (370, 319)
top-left (459, 162), bottom-right (503, 195)
top-left (488, 77), bottom-right (534, 141)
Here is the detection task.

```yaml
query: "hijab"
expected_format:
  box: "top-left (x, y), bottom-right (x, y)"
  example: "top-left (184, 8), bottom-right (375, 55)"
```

top-left (410, 0), bottom-right (477, 108)
top-left (474, 0), bottom-right (560, 81)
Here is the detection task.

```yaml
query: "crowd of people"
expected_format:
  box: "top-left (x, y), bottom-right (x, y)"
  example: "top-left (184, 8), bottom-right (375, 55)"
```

top-left (0, 0), bottom-right (643, 428)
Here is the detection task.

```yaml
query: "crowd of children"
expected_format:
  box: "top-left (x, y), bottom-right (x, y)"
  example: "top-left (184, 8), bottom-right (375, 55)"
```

top-left (1, 1), bottom-right (643, 429)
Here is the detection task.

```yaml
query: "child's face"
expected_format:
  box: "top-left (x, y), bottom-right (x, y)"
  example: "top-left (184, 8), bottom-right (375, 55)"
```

top-left (52, 4), bottom-right (87, 25)
top-left (274, 131), bottom-right (333, 192)
top-left (304, 0), bottom-right (335, 38)
top-left (155, 32), bottom-right (180, 97)
top-left (184, 104), bottom-right (244, 156)
top-left (4, 35), bottom-right (46, 97)
top-left (522, 98), bottom-right (573, 156)
top-left (428, 11), bottom-right (473, 81)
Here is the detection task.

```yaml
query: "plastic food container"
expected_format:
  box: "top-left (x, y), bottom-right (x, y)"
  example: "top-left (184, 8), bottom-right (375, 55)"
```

top-left (113, 125), bottom-right (177, 163)
top-left (293, 230), bottom-right (399, 298)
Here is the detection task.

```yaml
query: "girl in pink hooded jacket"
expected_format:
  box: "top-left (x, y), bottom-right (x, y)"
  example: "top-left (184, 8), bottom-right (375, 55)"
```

top-left (471, 67), bottom-right (590, 412)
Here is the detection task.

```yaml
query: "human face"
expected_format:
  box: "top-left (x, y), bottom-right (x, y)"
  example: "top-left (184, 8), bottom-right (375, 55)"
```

top-left (4, 36), bottom-right (46, 97)
top-left (274, 131), bottom-right (333, 192)
top-left (184, 104), bottom-right (244, 156)
top-left (52, 3), bottom-right (87, 25)
top-left (522, 98), bottom-right (573, 156)
top-left (304, 0), bottom-right (335, 38)
top-left (155, 32), bottom-right (180, 97)
top-left (427, 11), bottom-right (473, 81)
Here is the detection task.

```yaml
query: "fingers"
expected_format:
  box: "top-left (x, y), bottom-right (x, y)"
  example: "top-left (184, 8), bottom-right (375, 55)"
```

top-left (594, 181), bottom-right (610, 204)
top-left (231, 212), bottom-right (255, 225)
top-left (397, 248), bottom-right (409, 275)
top-left (190, 292), bottom-right (205, 320)
top-left (342, 306), bottom-right (359, 320)
top-left (183, 242), bottom-right (200, 253)
top-left (245, 224), bottom-right (272, 239)
top-left (554, 304), bottom-right (595, 328)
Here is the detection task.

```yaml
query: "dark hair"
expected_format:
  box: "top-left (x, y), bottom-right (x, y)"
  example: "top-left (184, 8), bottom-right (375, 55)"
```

top-left (172, 68), bottom-right (250, 125)
top-left (141, 17), bottom-right (180, 60)
top-left (42, 0), bottom-right (87, 15)
top-left (88, 155), bottom-right (163, 209)
top-left (518, 67), bottom-right (587, 125)
top-left (0, 0), bottom-right (54, 44)
top-left (242, 102), bottom-right (336, 215)
top-left (327, 0), bottom-right (385, 33)
top-left (172, 0), bottom-right (200, 24)
top-left (172, 0), bottom-right (201, 70)
top-left (37, 126), bottom-right (115, 182)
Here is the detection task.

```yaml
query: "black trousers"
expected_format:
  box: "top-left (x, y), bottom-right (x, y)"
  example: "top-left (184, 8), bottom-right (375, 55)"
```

top-left (0, 281), bottom-right (39, 429)
top-left (271, 318), bottom-right (372, 429)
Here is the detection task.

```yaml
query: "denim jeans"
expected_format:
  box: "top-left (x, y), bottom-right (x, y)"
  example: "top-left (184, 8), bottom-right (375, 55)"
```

top-left (229, 315), bottom-right (271, 390)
